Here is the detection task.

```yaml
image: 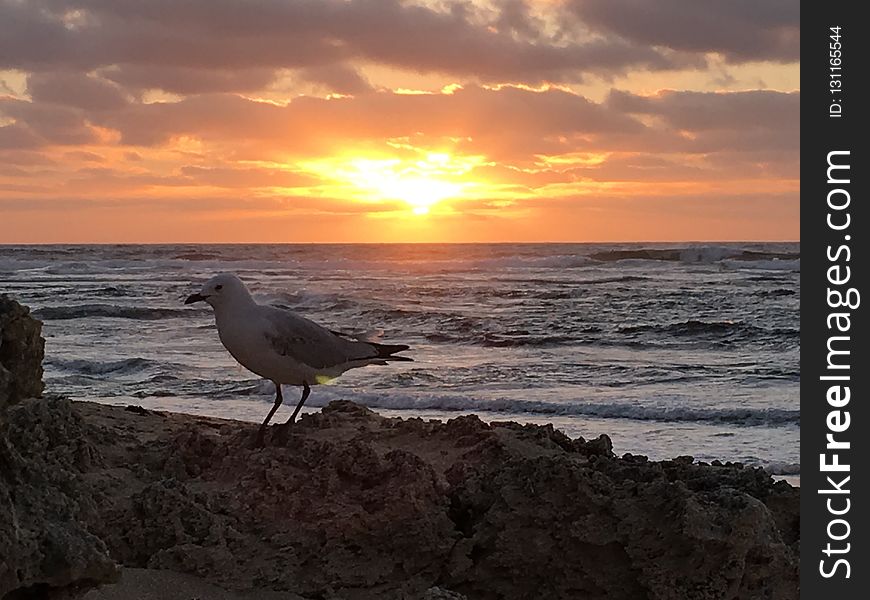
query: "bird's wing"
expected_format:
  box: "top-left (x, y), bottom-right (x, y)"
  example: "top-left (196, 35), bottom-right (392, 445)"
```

top-left (261, 306), bottom-right (377, 369)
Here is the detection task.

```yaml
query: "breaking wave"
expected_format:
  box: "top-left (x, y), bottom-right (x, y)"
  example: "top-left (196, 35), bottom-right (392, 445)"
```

top-left (618, 320), bottom-right (799, 340)
top-left (297, 391), bottom-right (800, 427)
top-left (590, 246), bottom-right (799, 265)
top-left (34, 304), bottom-right (187, 320)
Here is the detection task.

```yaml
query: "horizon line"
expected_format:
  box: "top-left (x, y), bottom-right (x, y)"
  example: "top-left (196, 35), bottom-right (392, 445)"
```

top-left (0, 240), bottom-right (801, 246)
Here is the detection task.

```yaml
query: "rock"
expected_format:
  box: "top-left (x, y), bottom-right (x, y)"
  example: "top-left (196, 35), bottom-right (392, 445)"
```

top-left (0, 397), bottom-right (120, 598)
top-left (81, 568), bottom-right (309, 600)
top-left (1, 395), bottom-right (799, 599)
top-left (0, 295), bottom-right (45, 415)
top-left (445, 454), bottom-right (797, 599)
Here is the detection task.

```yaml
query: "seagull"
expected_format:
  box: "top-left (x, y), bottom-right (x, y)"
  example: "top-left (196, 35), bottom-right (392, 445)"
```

top-left (184, 273), bottom-right (412, 444)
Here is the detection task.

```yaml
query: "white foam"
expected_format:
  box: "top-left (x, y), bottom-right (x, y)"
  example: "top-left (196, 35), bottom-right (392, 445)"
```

top-left (678, 246), bottom-right (741, 263)
top-left (722, 258), bottom-right (800, 271)
top-left (761, 461), bottom-right (800, 475)
top-left (256, 386), bottom-right (800, 427)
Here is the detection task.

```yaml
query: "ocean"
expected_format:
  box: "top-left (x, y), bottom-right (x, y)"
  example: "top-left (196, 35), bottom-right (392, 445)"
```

top-left (0, 243), bottom-right (800, 482)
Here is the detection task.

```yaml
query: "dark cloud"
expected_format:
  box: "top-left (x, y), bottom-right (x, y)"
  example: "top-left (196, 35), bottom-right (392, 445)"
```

top-left (96, 85), bottom-right (644, 149)
top-left (0, 98), bottom-right (99, 145)
top-left (565, 0), bottom-right (799, 63)
top-left (0, 0), bottom-right (77, 69)
top-left (0, 123), bottom-right (43, 150)
top-left (100, 65), bottom-right (279, 95)
top-left (296, 64), bottom-right (373, 96)
top-left (0, 0), bottom-right (697, 89)
top-left (27, 71), bottom-right (128, 111)
top-left (493, 0), bottom-right (544, 40)
top-left (607, 89), bottom-right (799, 132)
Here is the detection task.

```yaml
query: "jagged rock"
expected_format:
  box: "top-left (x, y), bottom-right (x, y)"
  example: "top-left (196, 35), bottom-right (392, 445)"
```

top-left (0, 295), bottom-right (45, 416)
top-left (1, 394), bottom-right (798, 599)
top-left (444, 455), bottom-right (797, 599)
top-left (0, 397), bottom-right (119, 598)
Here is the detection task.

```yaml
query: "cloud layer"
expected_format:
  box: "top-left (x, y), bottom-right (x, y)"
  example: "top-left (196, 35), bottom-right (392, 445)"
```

top-left (0, 0), bottom-right (800, 242)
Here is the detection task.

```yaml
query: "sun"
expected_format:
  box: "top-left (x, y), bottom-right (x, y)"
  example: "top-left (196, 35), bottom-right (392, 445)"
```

top-left (351, 162), bottom-right (463, 215)
top-left (300, 151), bottom-right (482, 215)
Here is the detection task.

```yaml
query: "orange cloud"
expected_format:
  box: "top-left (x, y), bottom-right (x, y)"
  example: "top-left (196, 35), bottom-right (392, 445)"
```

top-left (0, 0), bottom-right (799, 243)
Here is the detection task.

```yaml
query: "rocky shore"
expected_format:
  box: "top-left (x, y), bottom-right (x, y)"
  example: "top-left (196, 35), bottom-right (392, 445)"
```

top-left (1, 296), bottom-right (799, 599)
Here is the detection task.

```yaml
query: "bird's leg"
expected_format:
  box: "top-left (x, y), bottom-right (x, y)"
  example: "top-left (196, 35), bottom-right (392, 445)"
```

top-left (286, 381), bottom-right (311, 425)
top-left (255, 382), bottom-right (283, 445)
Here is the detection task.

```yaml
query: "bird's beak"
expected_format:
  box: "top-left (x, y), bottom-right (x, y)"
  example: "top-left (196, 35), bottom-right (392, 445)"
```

top-left (184, 293), bottom-right (207, 305)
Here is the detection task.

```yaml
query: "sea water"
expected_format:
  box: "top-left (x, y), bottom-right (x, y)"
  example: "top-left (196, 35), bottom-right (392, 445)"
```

top-left (0, 243), bottom-right (800, 482)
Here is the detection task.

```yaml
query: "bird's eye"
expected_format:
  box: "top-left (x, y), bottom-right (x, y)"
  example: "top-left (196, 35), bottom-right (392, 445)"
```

top-left (215, 285), bottom-right (223, 291)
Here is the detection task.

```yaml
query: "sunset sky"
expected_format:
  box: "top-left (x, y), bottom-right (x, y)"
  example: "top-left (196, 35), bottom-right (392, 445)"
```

top-left (0, 0), bottom-right (799, 243)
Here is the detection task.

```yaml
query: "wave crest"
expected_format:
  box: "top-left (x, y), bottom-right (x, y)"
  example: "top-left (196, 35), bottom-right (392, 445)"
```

top-left (619, 320), bottom-right (799, 340)
top-left (299, 392), bottom-right (800, 427)
top-left (46, 357), bottom-right (160, 375)
top-left (34, 304), bottom-right (187, 320)
top-left (590, 246), bottom-right (799, 266)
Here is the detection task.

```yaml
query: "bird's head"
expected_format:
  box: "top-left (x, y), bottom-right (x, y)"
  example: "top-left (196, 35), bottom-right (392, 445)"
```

top-left (184, 273), bottom-right (251, 308)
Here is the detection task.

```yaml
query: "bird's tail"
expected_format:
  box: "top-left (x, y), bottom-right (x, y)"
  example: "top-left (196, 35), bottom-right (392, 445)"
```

top-left (369, 342), bottom-right (413, 362)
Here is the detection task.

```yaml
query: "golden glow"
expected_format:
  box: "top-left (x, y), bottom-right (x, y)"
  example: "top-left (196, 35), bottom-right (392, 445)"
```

top-left (300, 151), bottom-right (486, 215)
top-left (536, 152), bottom-right (610, 167)
top-left (0, 4), bottom-right (800, 245)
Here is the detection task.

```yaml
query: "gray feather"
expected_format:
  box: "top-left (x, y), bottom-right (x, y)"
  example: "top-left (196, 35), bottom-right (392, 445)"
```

top-left (262, 306), bottom-right (378, 369)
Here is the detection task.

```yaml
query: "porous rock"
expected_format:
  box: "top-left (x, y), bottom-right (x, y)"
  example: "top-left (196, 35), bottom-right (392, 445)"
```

top-left (0, 295), bottom-right (45, 415)
top-left (0, 397), bottom-right (119, 599)
top-left (2, 393), bottom-right (798, 599)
